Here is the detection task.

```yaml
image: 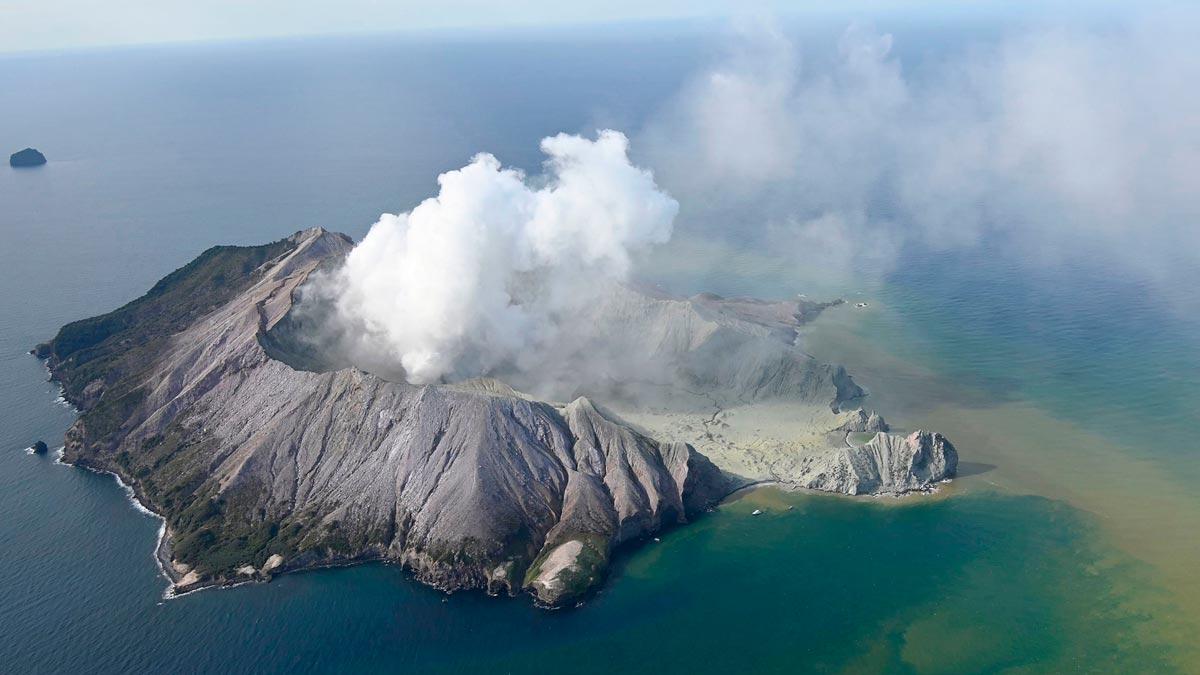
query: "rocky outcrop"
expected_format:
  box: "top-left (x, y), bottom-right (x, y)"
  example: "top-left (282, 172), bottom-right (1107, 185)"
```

top-left (30, 441), bottom-right (48, 455)
top-left (794, 431), bottom-right (957, 495)
top-left (835, 408), bottom-right (890, 433)
top-left (10, 148), bottom-right (46, 167)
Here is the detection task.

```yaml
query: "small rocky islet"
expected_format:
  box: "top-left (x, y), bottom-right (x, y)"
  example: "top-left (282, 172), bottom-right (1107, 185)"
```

top-left (35, 228), bottom-right (957, 607)
top-left (10, 148), bottom-right (47, 167)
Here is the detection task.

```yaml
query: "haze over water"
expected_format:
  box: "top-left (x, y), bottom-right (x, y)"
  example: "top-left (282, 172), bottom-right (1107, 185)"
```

top-left (2, 20), bottom-right (1198, 673)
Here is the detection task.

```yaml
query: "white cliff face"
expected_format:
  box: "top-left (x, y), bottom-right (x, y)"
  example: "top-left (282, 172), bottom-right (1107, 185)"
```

top-left (790, 430), bottom-right (958, 495)
top-left (620, 400), bottom-right (956, 496)
top-left (50, 227), bottom-right (956, 607)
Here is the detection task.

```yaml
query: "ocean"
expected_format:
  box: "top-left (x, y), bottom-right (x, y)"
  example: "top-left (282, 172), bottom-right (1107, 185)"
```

top-left (2, 25), bottom-right (1197, 673)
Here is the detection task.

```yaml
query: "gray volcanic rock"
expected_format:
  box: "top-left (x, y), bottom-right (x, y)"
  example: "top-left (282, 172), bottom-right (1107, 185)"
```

top-left (835, 409), bottom-right (890, 433)
top-left (794, 431), bottom-right (958, 495)
top-left (525, 398), bottom-right (726, 605)
top-left (10, 148), bottom-right (46, 167)
top-left (503, 282), bottom-right (862, 410)
top-left (44, 228), bottom-right (730, 606)
top-left (689, 292), bottom-right (842, 337)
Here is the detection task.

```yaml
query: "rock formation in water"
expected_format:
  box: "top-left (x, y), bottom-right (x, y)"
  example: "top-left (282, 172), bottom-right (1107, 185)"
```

top-left (794, 430), bottom-right (957, 495)
top-left (30, 441), bottom-right (49, 455)
top-left (37, 228), bottom-right (955, 606)
top-left (10, 148), bottom-right (46, 167)
top-left (835, 408), bottom-right (890, 433)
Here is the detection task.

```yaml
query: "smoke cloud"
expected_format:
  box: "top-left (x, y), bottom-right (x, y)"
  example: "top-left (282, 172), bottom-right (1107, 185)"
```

top-left (299, 9), bottom-right (1199, 392)
top-left (322, 129), bottom-right (677, 385)
top-left (641, 11), bottom-right (1200, 298)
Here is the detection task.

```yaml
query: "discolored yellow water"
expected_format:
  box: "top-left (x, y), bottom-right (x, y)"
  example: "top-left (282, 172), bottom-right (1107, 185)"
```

top-left (806, 302), bottom-right (1200, 670)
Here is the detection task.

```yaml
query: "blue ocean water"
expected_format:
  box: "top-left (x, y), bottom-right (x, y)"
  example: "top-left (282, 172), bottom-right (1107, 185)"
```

top-left (2, 28), bottom-right (1197, 673)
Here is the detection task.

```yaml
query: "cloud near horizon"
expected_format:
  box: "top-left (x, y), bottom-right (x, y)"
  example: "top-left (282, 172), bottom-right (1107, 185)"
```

top-left (640, 11), bottom-right (1200, 299)
top-left (308, 9), bottom-right (1200, 387)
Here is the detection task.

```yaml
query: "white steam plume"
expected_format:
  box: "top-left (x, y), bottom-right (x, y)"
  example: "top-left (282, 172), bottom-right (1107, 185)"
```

top-left (641, 11), bottom-right (1200, 301)
top-left (329, 129), bottom-right (677, 384)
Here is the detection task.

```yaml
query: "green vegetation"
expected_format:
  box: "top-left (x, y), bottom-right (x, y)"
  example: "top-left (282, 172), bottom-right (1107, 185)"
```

top-left (165, 478), bottom-right (321, 576)
top-left (133, 420), bottom-right (385, 576)
top-left (43, 236), bottom-right (300, 576)
top-left (524, 533), bottom-right (610, 603)
top-left (46, 237), bottom-right (295, 419)
top-left (847, 431), bottom-right (877, 446)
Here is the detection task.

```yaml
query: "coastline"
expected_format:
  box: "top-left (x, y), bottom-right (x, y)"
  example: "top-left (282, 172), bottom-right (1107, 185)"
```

top-left (805, 299), bottom-right (1200, 668)
top-left (727, 477), bottom-right (953, 505)
top-left (54, 445), bottom-right (293, 600)
top-left (41, 377), bottom-right (196, 598)
top-left (50, 444), bottom-right (183, 598)
top-left (41, 379), bottom-right (954, 602)
top-left (53, 446), bottom-right (950, 602)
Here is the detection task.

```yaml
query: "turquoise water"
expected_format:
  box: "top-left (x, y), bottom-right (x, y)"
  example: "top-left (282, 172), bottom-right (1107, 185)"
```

top-left (884, 246), bottom-right (1200, 459)
top-left (3, 451), bottom-right (1173, 673)
top-left (2, 30), bottom-right (1198, 673)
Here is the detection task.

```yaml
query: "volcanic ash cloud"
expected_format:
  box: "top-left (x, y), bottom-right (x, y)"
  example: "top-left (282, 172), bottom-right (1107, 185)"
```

top-left (328, 129), bottom-right (678, 385)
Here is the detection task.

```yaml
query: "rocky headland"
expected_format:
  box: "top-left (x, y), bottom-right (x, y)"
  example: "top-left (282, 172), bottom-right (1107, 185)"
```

top-left (37, 228), bottom-right (956, 607)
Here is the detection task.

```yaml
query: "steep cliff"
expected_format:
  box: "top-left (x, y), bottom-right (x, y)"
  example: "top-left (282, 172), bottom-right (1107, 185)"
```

top-left (791, 430), bottom-right (958, 495)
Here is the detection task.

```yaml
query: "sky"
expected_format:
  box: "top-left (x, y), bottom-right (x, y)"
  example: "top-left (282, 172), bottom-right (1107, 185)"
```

top-left (0, 0), bottom-right (1133, 54)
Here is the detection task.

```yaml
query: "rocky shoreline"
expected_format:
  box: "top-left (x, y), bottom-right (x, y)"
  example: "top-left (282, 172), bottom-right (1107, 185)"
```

top-left (86, 451), bottom-right (952, 602)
